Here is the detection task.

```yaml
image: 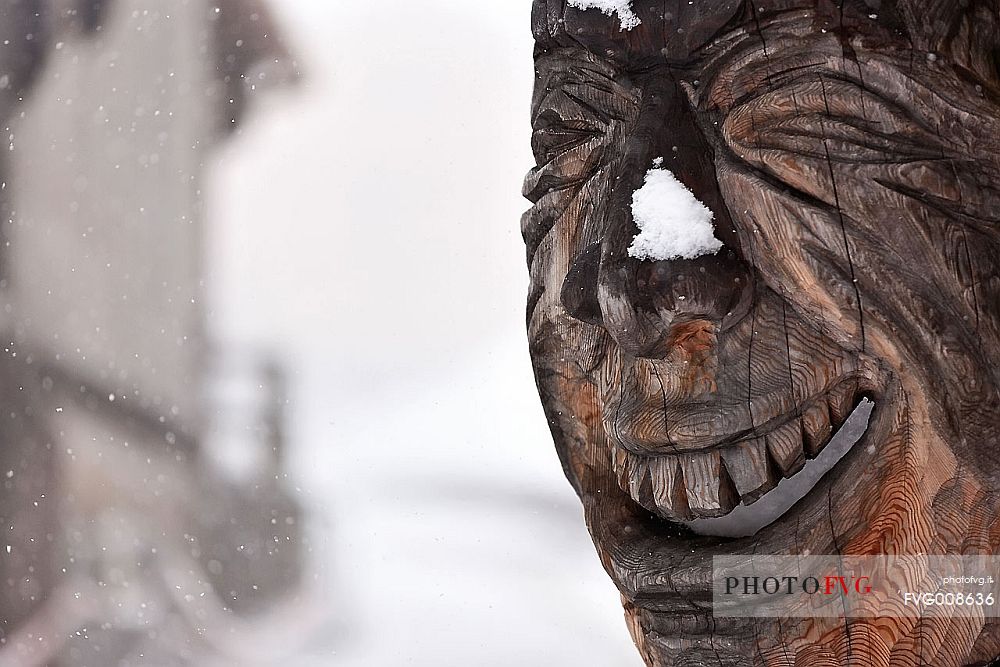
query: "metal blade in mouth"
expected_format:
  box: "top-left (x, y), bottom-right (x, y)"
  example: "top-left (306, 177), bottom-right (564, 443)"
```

top-left (683, 398), bottom-right (874, 538)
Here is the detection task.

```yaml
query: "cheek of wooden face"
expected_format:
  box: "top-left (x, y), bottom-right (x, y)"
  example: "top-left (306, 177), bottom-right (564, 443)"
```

top-left (714, 160), bottom-right (867, 350)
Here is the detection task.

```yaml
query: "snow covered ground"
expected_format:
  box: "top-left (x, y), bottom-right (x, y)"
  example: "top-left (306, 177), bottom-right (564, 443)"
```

top-left (205, 1), bottom-right (639, 664)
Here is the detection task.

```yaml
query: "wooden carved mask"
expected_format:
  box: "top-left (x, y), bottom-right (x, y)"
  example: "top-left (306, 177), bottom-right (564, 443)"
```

top-left (522, 1), bottom-right (1000, 664)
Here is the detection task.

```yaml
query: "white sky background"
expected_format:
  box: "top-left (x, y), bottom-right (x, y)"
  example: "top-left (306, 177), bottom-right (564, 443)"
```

top-left (205, 1), bottom-right (639, 664)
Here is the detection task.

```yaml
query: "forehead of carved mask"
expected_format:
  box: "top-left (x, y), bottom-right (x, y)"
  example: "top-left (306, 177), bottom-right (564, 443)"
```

top-left (531, 0), bottom-right (1000, 70)
top-left (531, 0), bottom-right (743, 64)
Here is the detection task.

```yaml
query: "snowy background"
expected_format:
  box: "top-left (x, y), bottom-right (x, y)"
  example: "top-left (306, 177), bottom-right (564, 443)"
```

top-left (203, 1), bottom-right (638, 664)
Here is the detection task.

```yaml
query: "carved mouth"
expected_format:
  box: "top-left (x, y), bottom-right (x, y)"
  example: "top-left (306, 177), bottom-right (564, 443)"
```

top-left (609, 377), bottom-right (877, 524)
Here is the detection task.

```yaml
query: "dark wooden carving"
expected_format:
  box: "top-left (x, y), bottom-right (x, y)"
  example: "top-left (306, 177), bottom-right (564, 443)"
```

top-left (522, 1), bottom-right (1000, 665)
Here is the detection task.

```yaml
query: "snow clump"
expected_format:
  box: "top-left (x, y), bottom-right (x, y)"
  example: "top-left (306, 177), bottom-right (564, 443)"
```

top-left (627, 161), bottom-right (722, 261)
top-left (566, 0), bottom-right (641, 31)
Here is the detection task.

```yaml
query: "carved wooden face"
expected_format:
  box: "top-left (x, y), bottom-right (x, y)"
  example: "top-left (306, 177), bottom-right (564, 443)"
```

top-left (523, 2), bottom-right (1000, 664)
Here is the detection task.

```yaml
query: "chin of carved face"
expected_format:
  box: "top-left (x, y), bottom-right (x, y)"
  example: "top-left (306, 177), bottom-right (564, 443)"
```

top-left (524, 2), bottom-right (1000, 665)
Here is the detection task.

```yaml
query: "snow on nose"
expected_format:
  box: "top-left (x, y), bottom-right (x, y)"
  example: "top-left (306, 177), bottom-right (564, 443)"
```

top-left (627, 158), bottom-right (722, 262)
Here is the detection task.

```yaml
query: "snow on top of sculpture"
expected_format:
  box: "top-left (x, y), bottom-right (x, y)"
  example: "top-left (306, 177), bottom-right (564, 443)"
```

top-left (566, 0), bottom-right (641, 31)
top-left (627, 160), bottom-right (722, 261)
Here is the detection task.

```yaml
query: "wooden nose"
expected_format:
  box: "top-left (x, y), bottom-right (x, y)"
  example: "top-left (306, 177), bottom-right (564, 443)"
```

top-left (594, 246), bottom-right (753, 359)
top-left (559, 64), bottom-right (752, 356)
top-left (636, 248), bottom-right (753, 325)
top-left (558, 235), bottom-right (753, 360)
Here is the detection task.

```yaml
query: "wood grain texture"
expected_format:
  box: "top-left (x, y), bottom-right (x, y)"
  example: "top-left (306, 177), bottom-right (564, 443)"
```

top-left (523, 1), bottom-right (1000, 665)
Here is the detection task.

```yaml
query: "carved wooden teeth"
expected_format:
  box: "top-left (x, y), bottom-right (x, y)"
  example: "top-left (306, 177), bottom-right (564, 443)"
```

top-left (679, 450), bottom-right (738, 519)
top-left (800, 402), bottom-right (832, 457)
top-left (615, 445), bottom-right (784, 520)
top-left (626, 458), bottom-right (656, 513)
top-left (613, 384), bottom-right (861, 520)
top-left (826, 379), bottom-right (859, 426)
top-left (719, 437), bottom-right (779, 504)
top-left (613, 447), bottom-right (632, 495)
top-left (612, 451), bottom-right (691, 520)
top-left (765, 418), bottom-right (805, 478)
top-left (647, 455), bottom-right (690, 520)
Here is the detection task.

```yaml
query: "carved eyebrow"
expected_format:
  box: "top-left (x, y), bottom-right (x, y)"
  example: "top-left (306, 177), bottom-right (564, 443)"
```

top-left (531, 52), bottom-right (638, 125)
top-left (561, 87), bottom-right (614, 124)
top-left (531, 122), bottom-right (599, 161)
top-left (532, 96), bottom-right (604, 130)
top-left (532, 80), bottom-right (638, 130)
